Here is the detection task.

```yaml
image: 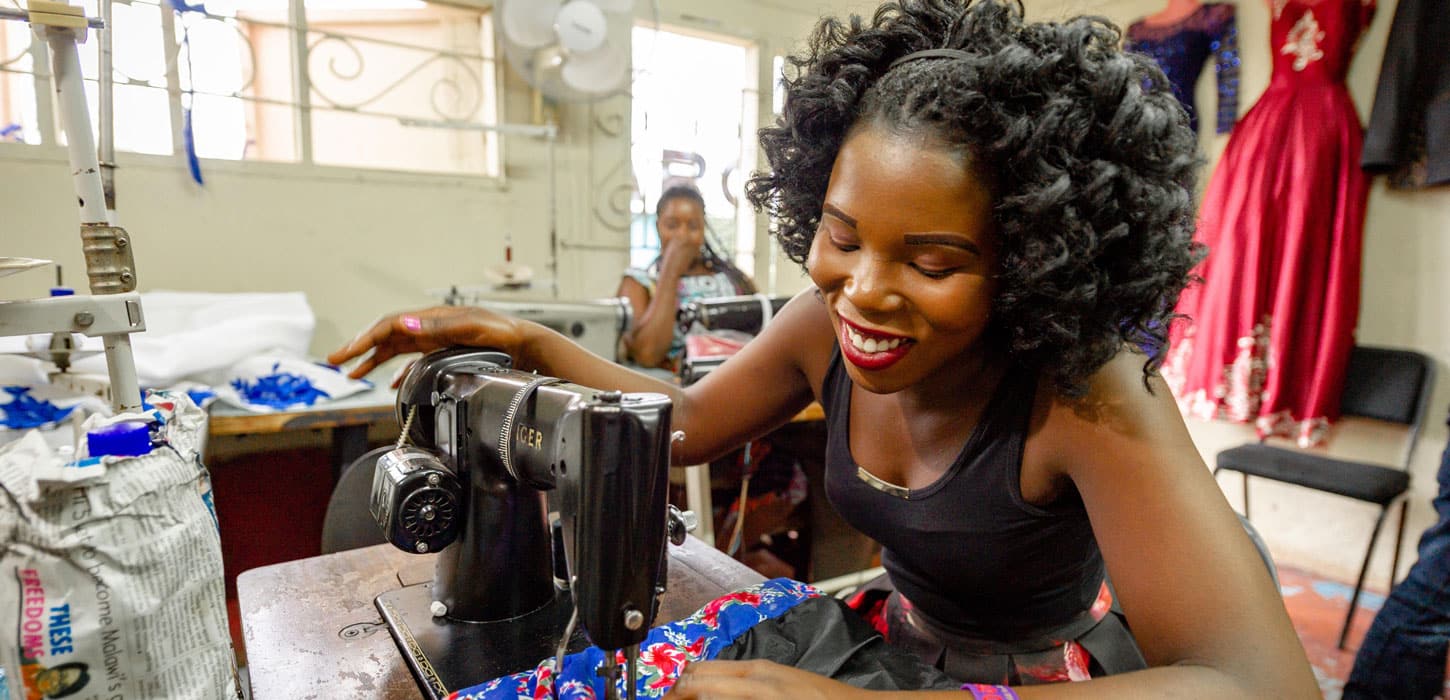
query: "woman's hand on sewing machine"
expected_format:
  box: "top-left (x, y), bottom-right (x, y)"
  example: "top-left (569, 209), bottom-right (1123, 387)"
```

top-left (667, 660), bottom-right (873, 700)
top-left (327, 305), bottom-right (524, 384)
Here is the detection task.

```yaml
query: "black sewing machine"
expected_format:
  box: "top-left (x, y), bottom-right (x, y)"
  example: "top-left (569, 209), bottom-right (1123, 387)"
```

top-left (676, 294), bottom-right (791, 386)
top-left (676, 294), bottom-right (790, 336)
top-left (369, 348), bottom-right (689, 700)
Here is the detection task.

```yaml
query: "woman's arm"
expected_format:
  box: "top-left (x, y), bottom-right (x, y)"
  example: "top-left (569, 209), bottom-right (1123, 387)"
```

top-left (669, 350), bottom-right (1318, 699)
top-left (615, 273), bottom-right (679, 370)
top-left (327, 289), bottom-right (830, 467)
top-left (618, 239), bottom-right (701, 369)
top-left (1003, 351), bottom-right (1319, 698)
top-left (662, 289), bottom-right (831, 464)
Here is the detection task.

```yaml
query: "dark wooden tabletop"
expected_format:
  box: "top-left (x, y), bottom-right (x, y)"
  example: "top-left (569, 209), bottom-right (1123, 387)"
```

top-left (207, 386), bottom-right (397, 437)
top-left (208, 387), bottom-right (821, 438)
top-left (238, 538), bottom-right (766, 700)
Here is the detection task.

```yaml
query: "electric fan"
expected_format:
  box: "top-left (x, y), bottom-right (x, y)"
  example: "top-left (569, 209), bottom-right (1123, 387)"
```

top-left (497, 0), bottom-right (634, 102)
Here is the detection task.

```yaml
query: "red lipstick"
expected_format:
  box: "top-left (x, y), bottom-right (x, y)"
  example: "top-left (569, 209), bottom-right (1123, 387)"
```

top-left (838, 318), bottom-right (913, 371)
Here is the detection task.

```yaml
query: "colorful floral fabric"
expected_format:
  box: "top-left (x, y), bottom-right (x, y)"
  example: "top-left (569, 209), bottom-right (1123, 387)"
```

top-left (448, 578), bottom-right (820, 700)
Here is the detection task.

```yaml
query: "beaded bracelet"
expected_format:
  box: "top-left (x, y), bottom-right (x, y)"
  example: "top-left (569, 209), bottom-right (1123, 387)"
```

top-left (960, 683), bottom-right (1019, 700)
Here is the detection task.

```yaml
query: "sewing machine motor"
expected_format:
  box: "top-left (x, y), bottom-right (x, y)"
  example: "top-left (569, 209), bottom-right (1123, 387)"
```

top-left (370, 348), bottom-right (683, 700)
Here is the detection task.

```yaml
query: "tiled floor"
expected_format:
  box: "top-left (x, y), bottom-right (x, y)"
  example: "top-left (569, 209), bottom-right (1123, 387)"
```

top-left (1279, 565), bottom-right (1448, 699)
top-left (1280, 566), bottom-right (1383, 698)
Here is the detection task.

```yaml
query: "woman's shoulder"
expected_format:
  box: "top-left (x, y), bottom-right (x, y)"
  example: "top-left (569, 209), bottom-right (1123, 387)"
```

top-left (1018, 349), bottom-right (1198, 500)
top-left (621, 267), bottom-right (655, 292)
top-left (1029, 350), bottom-right (1180, 455)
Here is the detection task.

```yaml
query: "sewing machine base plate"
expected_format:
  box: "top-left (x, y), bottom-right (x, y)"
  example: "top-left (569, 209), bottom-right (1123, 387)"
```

top-left (377, 583), bottom-right (589, 699)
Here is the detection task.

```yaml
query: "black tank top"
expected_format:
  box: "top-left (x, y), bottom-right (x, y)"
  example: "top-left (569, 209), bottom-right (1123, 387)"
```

top-left (822, 349), bottom-right (1106, 641)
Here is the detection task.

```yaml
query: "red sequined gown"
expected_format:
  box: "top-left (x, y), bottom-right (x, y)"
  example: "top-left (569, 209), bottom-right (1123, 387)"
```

top-left (1164, 0), bottom-right (1376, 447)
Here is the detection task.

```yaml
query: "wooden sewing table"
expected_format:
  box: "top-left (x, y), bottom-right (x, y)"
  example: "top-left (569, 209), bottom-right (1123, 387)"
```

top-left (237, 537), bottom-right (765, 700)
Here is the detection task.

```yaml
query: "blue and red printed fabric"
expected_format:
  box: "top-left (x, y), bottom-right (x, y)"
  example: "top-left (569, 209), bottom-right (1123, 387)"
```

top-left (448, 578), bottom-right (821, 700)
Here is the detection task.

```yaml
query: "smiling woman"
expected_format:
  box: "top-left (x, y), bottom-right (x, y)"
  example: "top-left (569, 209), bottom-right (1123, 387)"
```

top-left (750, 9), bottom-right (1202, 401)
top-left (328, 1), bottom-right (1319, 697)
top-left (807, 127), bottom-right (998, 392)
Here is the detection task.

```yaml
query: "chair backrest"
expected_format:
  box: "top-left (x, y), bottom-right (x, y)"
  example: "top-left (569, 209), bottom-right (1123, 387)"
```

top-left (1340, 345), bottom-right (1436, 468)
top-left (320, 446), bottom-right (392, 554)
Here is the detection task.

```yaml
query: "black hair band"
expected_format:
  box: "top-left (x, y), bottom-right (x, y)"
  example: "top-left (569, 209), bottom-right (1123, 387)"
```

top-left (888, 48), bottom-right (973, 69)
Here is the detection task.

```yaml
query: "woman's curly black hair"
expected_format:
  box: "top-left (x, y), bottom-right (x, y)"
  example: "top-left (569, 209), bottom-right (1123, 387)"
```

top-left (745, 0), bottom-right (1203, 397)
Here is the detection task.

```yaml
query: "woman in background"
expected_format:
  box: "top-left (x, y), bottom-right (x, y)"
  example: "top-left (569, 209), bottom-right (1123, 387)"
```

top-left (620, 185), bottom-right (801, 576)
top-left (617, 185), bottom-right (755, 371)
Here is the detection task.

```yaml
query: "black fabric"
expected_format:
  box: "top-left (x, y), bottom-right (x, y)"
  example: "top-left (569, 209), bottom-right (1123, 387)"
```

top-left (850, 573), bottom-right (1145, 684)
top-left (1360, 0), bottom-right (1450, 188)
top-left (1340, 347), bottom-right (1433, 426)
top-left (1075, 608), bottom-right (1146, 678)
top-left (820, 349), bottom-right (1105, 641)
top-left (714, 596), bottom-right (960, 690)
top-left (1217, 444), bottom-right (1411, 505)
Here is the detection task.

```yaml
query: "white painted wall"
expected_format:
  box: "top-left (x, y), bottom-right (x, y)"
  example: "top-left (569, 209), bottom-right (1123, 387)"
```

top-left (2, 0), bottom-right (1447, 586)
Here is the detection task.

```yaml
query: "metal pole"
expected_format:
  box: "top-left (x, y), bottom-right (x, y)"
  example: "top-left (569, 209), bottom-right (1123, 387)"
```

top-left (44, 26), bottom-right (142, 411)
top-left (624, 643), bottom-right (638, 700)
top-left (288, 0), bottom-right (312, 164)
top-left (45, 28), bottom-right (107, 224)
top-left (158, 0), bottom-right (186, 157)
top-left (547, 130), bottom-right (558, 299)
top-left (98, 0), bottom-right (115, 216)
top-left (28, 25), bottom-right (57, 145)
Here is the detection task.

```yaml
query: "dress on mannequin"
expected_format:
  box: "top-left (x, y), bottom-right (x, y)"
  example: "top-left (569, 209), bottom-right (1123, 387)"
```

top-left (1125, 0), bottom-right (1241, 135)
top-left (1164, 0), bottom-right (1377, 447)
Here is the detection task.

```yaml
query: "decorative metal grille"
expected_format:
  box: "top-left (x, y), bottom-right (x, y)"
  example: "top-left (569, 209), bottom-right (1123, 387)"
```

top-left (0, 0), bottom-right (501, 173)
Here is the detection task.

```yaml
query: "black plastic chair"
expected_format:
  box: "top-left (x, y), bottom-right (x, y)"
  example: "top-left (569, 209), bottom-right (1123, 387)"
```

top-left (320, 446), bottom-right (392, 554)
top-left (1213, 345), bottom-right (1435, 649)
